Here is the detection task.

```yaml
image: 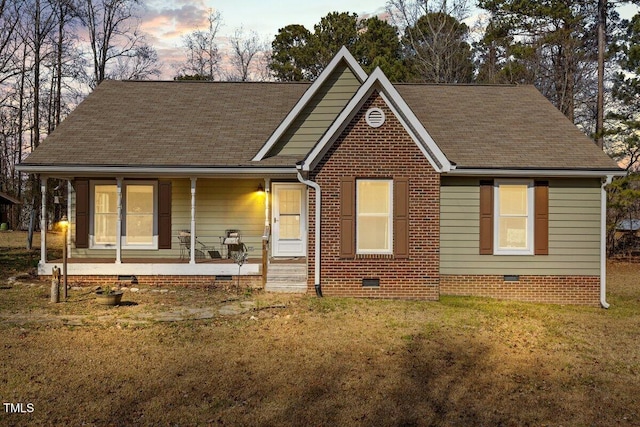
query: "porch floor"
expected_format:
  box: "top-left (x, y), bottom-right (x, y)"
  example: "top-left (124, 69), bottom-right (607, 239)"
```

top-left (48, 258), bottom-right (261, 264)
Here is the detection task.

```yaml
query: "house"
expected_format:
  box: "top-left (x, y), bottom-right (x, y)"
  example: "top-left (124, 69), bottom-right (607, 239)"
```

top-left (17, 47), bottom-right (623, 306)
top-left (0, 191), bottom-right (21, 229)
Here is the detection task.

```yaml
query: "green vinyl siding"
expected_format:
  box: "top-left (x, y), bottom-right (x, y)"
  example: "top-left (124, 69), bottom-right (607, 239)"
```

top-left (268, 61), bottom-right (361, 158)
top-left (71, 178), bottom-right (266, 260)
top-left (440, 177), bottom-right (601, 275)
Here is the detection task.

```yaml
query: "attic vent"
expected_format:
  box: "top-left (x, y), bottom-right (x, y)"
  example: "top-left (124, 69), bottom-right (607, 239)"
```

top-left (365, 108), bottom-right (385, 128)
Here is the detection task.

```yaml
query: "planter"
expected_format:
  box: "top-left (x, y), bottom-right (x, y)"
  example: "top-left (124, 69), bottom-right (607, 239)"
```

top-left (96, 290), bottom-right (124, 306)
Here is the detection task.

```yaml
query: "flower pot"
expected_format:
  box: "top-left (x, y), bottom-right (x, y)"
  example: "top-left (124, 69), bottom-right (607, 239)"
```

top-left (96, 290), bottom-right (123, 306)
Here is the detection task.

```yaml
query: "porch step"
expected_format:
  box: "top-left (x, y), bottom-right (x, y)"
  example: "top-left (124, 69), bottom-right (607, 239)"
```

top-left (265, 263), bottom-right (307, 293)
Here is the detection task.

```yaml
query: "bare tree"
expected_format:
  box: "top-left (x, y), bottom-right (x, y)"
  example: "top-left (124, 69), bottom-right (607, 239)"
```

top-left (77, 0), bottom-right (144, 86)
top-left (387, 0), bottom-right (474, 83)
top-left (597, 0), bottom-right (606, 149)
top-left (178, 9), bottom-right (222, 80)
top-left (111, 42), bottom-right (160, 80)
top-left (227, 27), bottom-right (269, 81)
top-left (0, 0), bottom-right (26, 85)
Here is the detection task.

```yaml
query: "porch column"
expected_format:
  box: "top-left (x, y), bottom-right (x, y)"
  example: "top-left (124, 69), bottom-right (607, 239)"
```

top-left (40, 176), bottom-right (47, 265)
top-left (190, 177), bottom-right (197, 265)
top-left (67, 180), bottom-right (72, 258)
top-left (115, 177), bottom-right (123, 264)
top-left (264, 178), bottom-right (270, 230)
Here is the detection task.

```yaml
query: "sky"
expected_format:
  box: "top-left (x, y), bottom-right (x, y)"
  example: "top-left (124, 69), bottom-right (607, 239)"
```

top-left (137, 1), bottom-right (639, 79)
top-left (137, 0), bottom-right (395, 78)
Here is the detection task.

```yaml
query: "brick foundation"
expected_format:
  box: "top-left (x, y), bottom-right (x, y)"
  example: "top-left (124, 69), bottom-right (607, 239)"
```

top-left (440, 275), bottom-right (601, 306)
top-left (308, 91), bottom-right (440, 300)
top-left (42, 274), bottom-right (263, 290)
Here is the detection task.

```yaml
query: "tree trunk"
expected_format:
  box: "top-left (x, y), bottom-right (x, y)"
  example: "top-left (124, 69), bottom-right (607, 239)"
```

top-left (596, 0), bottom-right (606, 149)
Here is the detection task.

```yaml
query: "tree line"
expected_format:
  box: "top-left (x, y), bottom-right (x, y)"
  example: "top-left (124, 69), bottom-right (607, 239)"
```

top-left (2, 0), bottom-right (640, 254)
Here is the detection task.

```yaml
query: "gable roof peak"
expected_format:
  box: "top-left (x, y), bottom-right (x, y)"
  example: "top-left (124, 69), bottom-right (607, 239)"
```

top-left (301, 63), bottom-right (452, 173)
top-left (252, 46), bottom-right (367, 161)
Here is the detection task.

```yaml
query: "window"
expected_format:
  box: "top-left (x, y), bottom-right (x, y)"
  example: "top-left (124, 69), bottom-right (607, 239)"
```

top-left (125, 184), bottom-right (155, 246)
top-left (94, 185), bottom-right (117, 245)
top-left (357, 179), bottom-right (393, 254)
top-left (494, 181), bottom-right (534, 255)
top-left (90, 181), bottom-right (158, 249)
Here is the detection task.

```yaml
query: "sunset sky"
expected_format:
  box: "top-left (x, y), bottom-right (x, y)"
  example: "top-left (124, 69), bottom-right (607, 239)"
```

top-left (137, 0), bottom-right (390, 78)
top-left (135, 1), bottom-right (639, 79)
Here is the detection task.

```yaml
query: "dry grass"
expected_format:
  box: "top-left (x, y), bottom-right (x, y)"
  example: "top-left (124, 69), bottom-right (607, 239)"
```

top-left (1, 232), bottom-right (639, 426)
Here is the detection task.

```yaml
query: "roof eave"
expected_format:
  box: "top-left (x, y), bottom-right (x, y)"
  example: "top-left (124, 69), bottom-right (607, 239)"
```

top-left (15, 164), bottom-right (299, 178)
top-left (445, 167), bottom-right (625, 178)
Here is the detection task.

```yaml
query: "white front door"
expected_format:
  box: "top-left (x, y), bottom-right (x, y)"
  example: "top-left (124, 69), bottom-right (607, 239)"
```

top-left (272, 183), bottom-right (307, 257)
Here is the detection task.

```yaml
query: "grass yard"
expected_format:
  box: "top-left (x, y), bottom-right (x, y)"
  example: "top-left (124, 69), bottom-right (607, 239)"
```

top-left (0, 232), bottom-right (639, 426)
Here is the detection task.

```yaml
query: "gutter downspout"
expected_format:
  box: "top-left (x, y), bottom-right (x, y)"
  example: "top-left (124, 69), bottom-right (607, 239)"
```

top-left (296, 162), bottom-right (322, 297)
top-left (601, 175), bottom-right (613, 309)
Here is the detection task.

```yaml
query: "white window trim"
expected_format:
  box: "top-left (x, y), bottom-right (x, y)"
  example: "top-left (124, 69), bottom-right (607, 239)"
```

top-left (493, 179), bottom-right (534, 256)
top-left (89, 180), bottom-right (158, 250)
top-left (356, 179), bottom-right (393, 255)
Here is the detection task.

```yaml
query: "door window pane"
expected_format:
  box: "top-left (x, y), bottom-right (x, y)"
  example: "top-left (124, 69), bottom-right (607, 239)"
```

top-left (278, 189), bottom-right (301, 239)
top-left (280, 215), bottom-right (301, 239)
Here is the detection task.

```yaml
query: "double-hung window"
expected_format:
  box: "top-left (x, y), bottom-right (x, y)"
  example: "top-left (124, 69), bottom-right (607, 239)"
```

top-left (356, 179), bottom-right (393, 254)
top-left (494, 180), bottom-right (534, 255)
top-left (90, 181), bottom-right (158, 249)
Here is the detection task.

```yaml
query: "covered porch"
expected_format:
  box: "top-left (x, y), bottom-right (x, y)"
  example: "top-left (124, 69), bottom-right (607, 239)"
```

top-left (36, 172), bottom-right (308, 291)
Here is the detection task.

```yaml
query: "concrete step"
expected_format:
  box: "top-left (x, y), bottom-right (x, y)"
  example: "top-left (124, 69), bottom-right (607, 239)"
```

top-left (265, 282), bottom-right (307, 293)
top-left (266, 263), bottom-right (307, 293)
top-left (267, 264), bottom-right (306, 281)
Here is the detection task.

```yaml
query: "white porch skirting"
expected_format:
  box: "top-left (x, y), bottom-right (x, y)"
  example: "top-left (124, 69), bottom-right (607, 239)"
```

top-left (39, 262), bottom-right (260, 276)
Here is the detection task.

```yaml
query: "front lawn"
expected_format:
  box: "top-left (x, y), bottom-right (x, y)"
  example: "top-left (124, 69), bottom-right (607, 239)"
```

top-left (0, 232), bottom-right (638, 426)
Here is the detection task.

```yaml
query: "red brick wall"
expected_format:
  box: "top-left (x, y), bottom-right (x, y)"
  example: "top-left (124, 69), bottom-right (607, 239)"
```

top-left (42, 274), bottom-right (263, 290)
top-left (440, 275), bottom-right (601, 306)
top-left (308, 91), bottom-right (440, 300)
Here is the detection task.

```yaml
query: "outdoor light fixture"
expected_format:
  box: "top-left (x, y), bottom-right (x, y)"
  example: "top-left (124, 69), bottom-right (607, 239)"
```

top-left (257, 183), bottom-right (264, 193)
top-left (59, 215), bottom-right (69, 300)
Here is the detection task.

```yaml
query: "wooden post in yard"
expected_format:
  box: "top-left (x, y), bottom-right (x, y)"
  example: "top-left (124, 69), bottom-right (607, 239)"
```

top-left (51, 266), bottom-right (60, 303)
top-left (262, 239), bottom-right (268, 288)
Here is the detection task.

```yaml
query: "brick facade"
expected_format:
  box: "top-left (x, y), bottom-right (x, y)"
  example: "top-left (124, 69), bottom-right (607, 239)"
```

top-left (440, 275), bottom-right (601, 306)
top-left (308, 91), bottom-right (440, 300)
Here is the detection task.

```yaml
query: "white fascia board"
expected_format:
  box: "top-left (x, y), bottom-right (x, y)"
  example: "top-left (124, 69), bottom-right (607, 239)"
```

top-left (252, 46), bottom-right (368, 162)
top-left (303, 67), bottom-right (452, 173)
top-left (15, 165), bottom-right (298, 178)
top-left (446, 168), bottom-right (626, 178)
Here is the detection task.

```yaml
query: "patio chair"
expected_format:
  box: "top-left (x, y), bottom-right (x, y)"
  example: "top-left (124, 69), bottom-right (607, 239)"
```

top-left (223, 229), bottom-right (245, 259)
top-left (178, 230), bottom-right (206, 260)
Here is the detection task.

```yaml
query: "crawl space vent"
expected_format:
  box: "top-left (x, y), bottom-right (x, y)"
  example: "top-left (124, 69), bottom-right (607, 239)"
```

top-left (365, 108), bottom-right (385, 128)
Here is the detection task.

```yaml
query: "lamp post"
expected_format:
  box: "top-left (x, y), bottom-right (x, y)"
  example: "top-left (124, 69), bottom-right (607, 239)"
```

top-left (60, 215), bottom-right (69, 300)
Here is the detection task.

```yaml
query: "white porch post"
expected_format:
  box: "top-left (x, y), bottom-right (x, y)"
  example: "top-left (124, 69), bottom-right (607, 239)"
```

top-left (40, 176), bottom-right (47, 265)
top-left (264, 178), bottom-right (270, 229)
top-left (67, 180), bottom-right (72, 258)
top-left (116, 177), bottom-right (123, 264)
top-left (190, 177), bottom-right (197, 265)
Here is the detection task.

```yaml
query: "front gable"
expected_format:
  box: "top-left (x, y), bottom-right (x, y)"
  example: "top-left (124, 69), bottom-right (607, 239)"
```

top-left (307, 89), bottom-right (441, 299)
top-left (299, 68), bottom-right (452, 173)
top-left (253, 47), bottom-right (367, 161)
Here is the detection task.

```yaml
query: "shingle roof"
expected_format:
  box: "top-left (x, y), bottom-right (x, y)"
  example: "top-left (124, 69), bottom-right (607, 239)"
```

top-left (20, 79), bottom-right (619, 172)
top-left (396, 84), bottom-right (618, 170)
top-left (21, 80), bottom-right (310, 168)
